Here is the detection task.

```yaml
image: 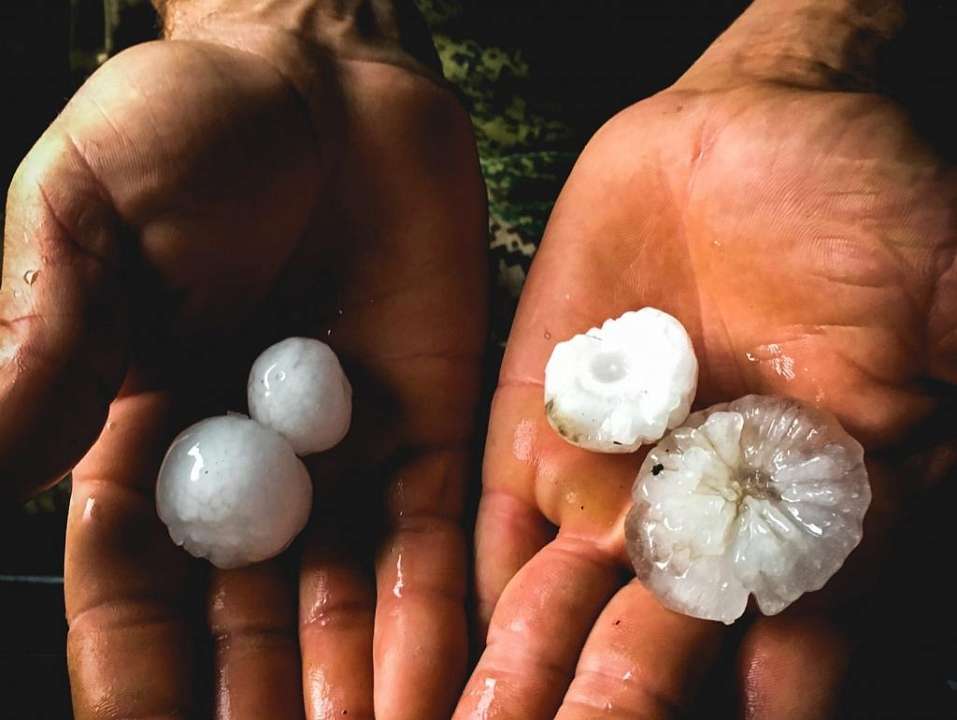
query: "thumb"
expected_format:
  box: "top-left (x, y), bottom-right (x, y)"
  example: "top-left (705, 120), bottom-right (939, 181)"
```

top-left (0, 123), bottom-right (128, 500)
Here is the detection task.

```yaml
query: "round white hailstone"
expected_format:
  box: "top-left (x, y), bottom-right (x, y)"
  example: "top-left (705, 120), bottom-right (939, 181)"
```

top-left (247, 337), bottom-right (352, 456)
top-left (544, 308), bottom-right (698, 453)
top-left (625, 395), bottom-right (870, 625)
top-left (156, 416), bottom-right (313, 569)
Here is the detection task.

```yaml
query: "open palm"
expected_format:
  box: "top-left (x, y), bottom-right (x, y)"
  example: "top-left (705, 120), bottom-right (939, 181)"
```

top-left (456, 28), bottom-right (956, 720)
top-left (1, 24), bottom-right (486, 719)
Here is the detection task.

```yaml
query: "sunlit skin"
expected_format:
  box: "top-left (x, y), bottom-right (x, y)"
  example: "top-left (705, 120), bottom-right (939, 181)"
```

top-left (0, 13), bottom-right (486, 720)
top-left (457, 3), bottom-right (956, 719)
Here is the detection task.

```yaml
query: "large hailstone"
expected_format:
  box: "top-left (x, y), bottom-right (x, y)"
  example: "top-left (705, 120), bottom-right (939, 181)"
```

top-left (625, 395), bottom-right (870, 624)
top-left (156, 416), bottom-right (313, 569)
top-left (248, 337), bottom-right (352, 455)
top-left (544, 308), bottom-right (698, 452)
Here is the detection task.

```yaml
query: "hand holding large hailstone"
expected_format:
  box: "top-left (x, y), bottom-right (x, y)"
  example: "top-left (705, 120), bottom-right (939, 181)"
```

top-left (453, 1), bottom-right (957, 717)
top-left (545, 308), bottom-right (870, 625)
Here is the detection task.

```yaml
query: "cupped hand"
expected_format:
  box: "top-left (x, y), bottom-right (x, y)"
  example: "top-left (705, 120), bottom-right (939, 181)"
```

top-left (0, 12), bottom-right (486, 719)
top-left (456, 5), bottom-right (956, 718)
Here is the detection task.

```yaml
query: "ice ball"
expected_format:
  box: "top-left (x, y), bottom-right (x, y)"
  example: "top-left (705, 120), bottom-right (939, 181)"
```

top-left (156, 416), bottom-right (313, 569)
top-left (248, 337), bottom-right (352, 456)
top-left (544, 308), bottom-right (698, 453)
top-left (626, 394), bottom-right (871, 624)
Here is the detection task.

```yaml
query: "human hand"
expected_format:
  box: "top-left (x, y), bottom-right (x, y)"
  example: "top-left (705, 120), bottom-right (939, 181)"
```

top-left (0, 1), bottom-right (487, 717)
top-left (456, 1), bottom-right (956, 717)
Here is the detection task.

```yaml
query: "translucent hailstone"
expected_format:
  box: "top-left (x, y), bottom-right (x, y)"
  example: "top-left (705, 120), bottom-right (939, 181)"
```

top-left (625, 395), bottom-right (870, 624)
top-left (544, 308), bottom-right (698, 453)
top-left (248, 337), bottom-right (352, 456)
top-left (156, 416), bottom-right (312, 569)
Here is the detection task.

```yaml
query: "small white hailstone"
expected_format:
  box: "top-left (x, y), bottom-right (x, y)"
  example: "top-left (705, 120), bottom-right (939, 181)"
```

top-left (247, 337), bottom-right (352, 456)
top-left (156, 416), bottom-right (312, 569)
top-left (625, 395), bottom-right (870, 624)
top-left (544, 308), bottom-right (698, 453)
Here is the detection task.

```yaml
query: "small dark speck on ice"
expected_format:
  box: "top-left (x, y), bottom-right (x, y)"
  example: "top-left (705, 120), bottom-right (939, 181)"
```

top-left (652, 464), bottom-right (664, 475)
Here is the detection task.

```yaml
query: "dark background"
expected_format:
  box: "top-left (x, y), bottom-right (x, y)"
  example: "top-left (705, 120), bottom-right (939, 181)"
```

top-left (1, 1), bottom-right (956, 718)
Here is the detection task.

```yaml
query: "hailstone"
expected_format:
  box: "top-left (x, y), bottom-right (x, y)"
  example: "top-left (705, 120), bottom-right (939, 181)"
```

top-left (625, 395), bottom-right (870, 624)
top-left (248, 337), bottom-right (352, 455)
top-left (156, 416), bottom-right (313, 569)
top-left (544, 308), bottom-right (698, 452)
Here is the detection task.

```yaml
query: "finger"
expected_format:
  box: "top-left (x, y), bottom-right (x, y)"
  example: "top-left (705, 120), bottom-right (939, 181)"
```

top-left (208, 560), bottom-right (303, 719)
top-left (453, 533), bottom-right (622, 720)
top-left (475, 389), bottom-right (558, 635)
top-left (65, 391), bottom-right (198, 719)
top-left (736, 612), bottom-right (850, 720)
top-left (474, 488), bottom-right (555, 635)
top-left (299, 511), bottom-right (376, 720)
top-left (556, 580), bottom-right (724, 720)
top-left (1, 126), bottom-right (127, 499)
top-left (478, 377), bottom-right (641, 633)
top-left (373, 449), bottom-right (469, 720)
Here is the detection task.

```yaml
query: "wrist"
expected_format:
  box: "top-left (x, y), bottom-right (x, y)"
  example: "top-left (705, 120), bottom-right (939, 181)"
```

top-left (681, 0), bottom-right (907, 91)
top-left (154, 0), bottom-right (441, 79)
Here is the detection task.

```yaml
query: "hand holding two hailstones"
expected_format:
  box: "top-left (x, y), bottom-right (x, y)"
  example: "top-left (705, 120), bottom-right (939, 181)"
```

top-left (1, 13), bottom-right (488, 717)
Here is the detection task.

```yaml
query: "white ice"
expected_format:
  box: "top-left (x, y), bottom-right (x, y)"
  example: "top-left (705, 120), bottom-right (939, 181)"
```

top-left (248, 337), bottom-right (352, 456)
top-left (625, 395), bottom-right (870, 624)
top-left (544, 308), bottom-right (698, 452)
top-left (156, 415), bottom-right (313, 569)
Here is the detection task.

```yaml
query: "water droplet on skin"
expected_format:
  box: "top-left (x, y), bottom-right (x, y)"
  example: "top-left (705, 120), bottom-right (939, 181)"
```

top-left (508, 617), bottom-right (528, 634)
top-left (23, 269), bottom-right (39, 285)
top-left (107, 421), bottom-right (117, 431)
top-left (211, 587), bottom-right (227, 612)
top-left (13, 290), bottom-right (21, 299)
top-left (745, 352), bottom-right (758, 363)
top-left (475, 678), bottom-right (497, 719)
top-left (392, 554), bottom-right (405, 598)
top-left (82, 497), bottom-right (96, 522)
top-left (512, 420), bottom-right (534, 462)
top-left (544, 330), bottom-right (552, 340)
top-left (712, 239), bottom-right (722, 247)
